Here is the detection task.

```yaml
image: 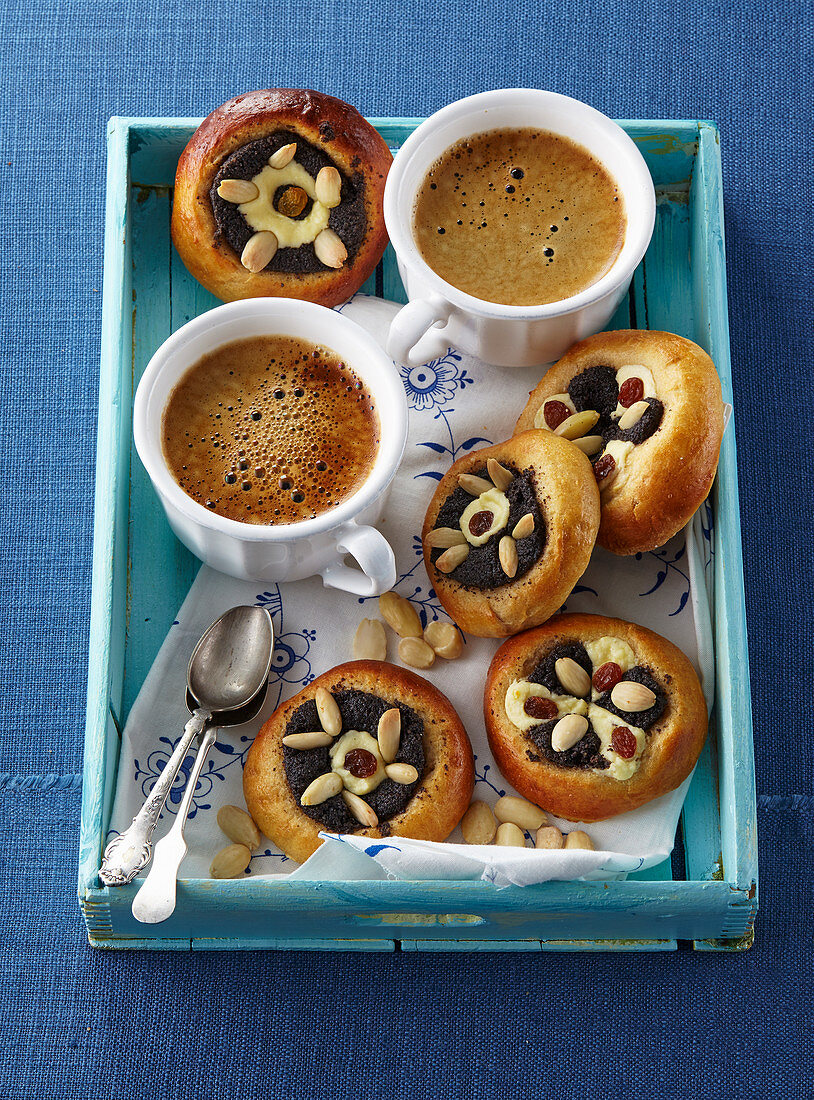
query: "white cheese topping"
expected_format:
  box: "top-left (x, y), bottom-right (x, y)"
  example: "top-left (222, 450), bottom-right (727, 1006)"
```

top-left (504, 679), bottom-right (588, 732)
top-left (587, 704), bottom-right (645, 780)
top-left (240, 160), bottom-right (330, 247)
top-left (460, 488), bottom-right (511, 546)
top-left (596, 438), bottom-right (634, 493)
top-left (329, 730), bottom-right (386, 795)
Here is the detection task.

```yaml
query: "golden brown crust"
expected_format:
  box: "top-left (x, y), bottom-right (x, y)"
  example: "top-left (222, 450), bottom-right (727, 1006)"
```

top-left (484, 613), bottom-right (708, 821)
top-left (171, 89), bottom-right (392, 306)
top-left (243, 660), bottom-right (474, 863)
top-left (514, 330), bottom-right (724, 555)
top-left (421, 431), bottom-right (600, 638)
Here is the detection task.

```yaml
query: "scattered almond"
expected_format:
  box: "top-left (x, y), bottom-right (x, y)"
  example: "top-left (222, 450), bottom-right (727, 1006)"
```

top-left (572, 434), bottom-right (604, 456)
top-left (551, 713), bottom-right (589, 752)
top-left (554, 409), bottom-right (600, 440)
top-left (398, 636), bottom-right (435, 670)
top-left (494, 822), bottom-right (527, 847)
top-left (379, 592), bottom-right (422, 637)
top-left (494, 795), bottom-right (547, 831)
top-left (461, 800), bottom-right (498, 845)
top-left (282, 730), bottom-right (334, 749)
top-left (353, 618), bottom-right (387, 661)
top-left (216, 805), bottom-right (261, 850)
top-left (564, 830), bottom-right (595, 851)
top-left (424, 620), bottom-right (463, 659)
top-left (535, 825), bottom-right (564, 849)
top-left (210, 844), bottom-right (251, 879)
top-left (618, 400), bottom-right (650, 430)
top-left (385, 763), bottom-right (419, 785)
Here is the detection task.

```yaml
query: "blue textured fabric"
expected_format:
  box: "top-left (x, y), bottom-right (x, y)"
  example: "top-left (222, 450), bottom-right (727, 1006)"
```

top-left (0, 0), bottom-right (811, 1095)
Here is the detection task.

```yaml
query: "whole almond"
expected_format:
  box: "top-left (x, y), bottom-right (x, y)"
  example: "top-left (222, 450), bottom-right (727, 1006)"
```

top-left (424, 620), bottom-right (463, 659)
top-left (461, 800), bottom-right (498, 845)
top-left (425, 526), bottom-right (467, 548)
top-left (315, 687), bottom-right (342, 736)
top-left (342, 790), bottom-right (378, 827)
top-left (572, 434), bottom-right (604, 456)
top-left (564, 830), bottom-right (595, 851)
top-left (618, 400), bottom-right (650, 430)
top-left (385, 763), bottom-right (419, 785)
top-left (494, 795), bottom-right (547, 831)
top-left (611, 681), bottom-right (657, 712)
top-left (494, 822), bottom-right (527, 847)
top-left (314, 228), bottom-right (347, 269)
top-left (435, 544), bottom-right (470, 573)
top-left (555, 656), bottom-right (591, 696)
top-left (535, 825), bottom-right (564, 849)
top-left (486, 458), bottom-right (514, 491)
top-left (377, 708), bottom-right (401, 762)
top-left (458, 473), bottom-right (494, 495)
top-left (554, 409), bottom-right (600, 440)
top-left (498, 536), bottom-right (518, 578)
top-left (240, 231), bottom-right (278, 273)
top-left (301, 771), bottom-right (343, 806)
top-left (353, 618), bottom-right (387, 661)
top-left (210, 843), bottom-right (251, 879)
top-left (379, 591), bottom-right (422, 637)
top-left (282, 730), bottom-right (334, 749)
top-left (217, 178), bottom-right (260, 203)
top-left (511, 513), bottom-right (535, 540)
top-left (268, 142), bottom-right (297, 168)
top-left (398, 636), bottom-right (435, 670)
top-left (551, 713), bottom-right (589, 752)
top-left (315, 166), bottom-right (342, 207)
top-left (217, 805), bottom-right (261, 850)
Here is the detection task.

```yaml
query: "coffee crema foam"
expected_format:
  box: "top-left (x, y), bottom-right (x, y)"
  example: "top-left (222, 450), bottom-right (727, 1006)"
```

top-left (413, 128), bottom-right (626, 307)
top-left (162, 335), bottom-right (380, 525)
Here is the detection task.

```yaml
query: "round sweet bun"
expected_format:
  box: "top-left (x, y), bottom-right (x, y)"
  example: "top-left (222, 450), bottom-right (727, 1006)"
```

top-left (484, 613), bottom-right (708, 822)
top-left (421, 431), bottom-right (600, 638)
top-left (514, 330), bottom-right (724, 555)
top-left (243, 660), bottom-right (474, 863)
top-left (172, 89), bottom-right (392, 306)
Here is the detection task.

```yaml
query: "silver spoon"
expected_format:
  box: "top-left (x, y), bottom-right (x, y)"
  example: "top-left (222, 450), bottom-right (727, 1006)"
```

top-left (99, 606), bottom-right (274, 887)
top-left (130, 681), bottom-right (269, 924)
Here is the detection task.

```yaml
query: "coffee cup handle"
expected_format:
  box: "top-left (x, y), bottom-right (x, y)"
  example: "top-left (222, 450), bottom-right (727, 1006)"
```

top-left (386, 295), bottom-right (452, 367)
top-left (320, 521), bottom-right (397, 597)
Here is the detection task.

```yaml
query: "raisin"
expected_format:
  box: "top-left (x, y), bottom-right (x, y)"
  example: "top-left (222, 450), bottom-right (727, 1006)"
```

top-left (543, 400), bottom-right (571, 430)
top-left (343, 748), bottom-right (378, 778)
top-left (619, 377), bottom-right (644, 407)
top-left (593, 662), bottom-right (623, 692)
top-left (594, 454), bottom-right (616, 483)
top-left (611, 726), bottom-right (637, 759)
top-left (524, 696), bottom-right (558, 720)
top-left (468, 510), bottom-right (494, 537)
top-left (276, 185), bottom-right (308, 217)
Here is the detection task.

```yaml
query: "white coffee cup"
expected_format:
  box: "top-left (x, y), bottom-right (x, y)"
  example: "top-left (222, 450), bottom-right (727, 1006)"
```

top-left (384, 89), bottom-right (655, 368)
top-left (134, 299), bottom-right (408, 596)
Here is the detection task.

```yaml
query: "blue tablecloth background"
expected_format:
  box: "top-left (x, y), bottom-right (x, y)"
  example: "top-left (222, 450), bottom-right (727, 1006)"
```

top-left (1, 1), bottom-right (810, 1096)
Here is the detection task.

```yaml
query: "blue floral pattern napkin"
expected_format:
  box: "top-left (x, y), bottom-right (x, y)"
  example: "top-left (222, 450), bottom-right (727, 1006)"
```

top-left (107, 296), bottom-right (713, 886)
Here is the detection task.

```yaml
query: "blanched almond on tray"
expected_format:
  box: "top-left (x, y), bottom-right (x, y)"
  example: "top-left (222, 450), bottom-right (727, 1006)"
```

top-left (424, 620), bottom-right (463, 659)
top-left (216, 805), bottom-right (261, 850)
top-left (210, 844), bottom-right (252, 879)
top-left (494, 822), bottom-right (527, 847)
top-left (564, 830), bottom-right (595, 851)
top-left (353, 618), bottom-right (387, 661)
top-left (494, 795), bottom-right (547, 831)
top-left (535, 825), bottom-right (564, 850)
top-left (379, 591), bottom-right (422, 637)
top-left (461, 800), bottom-right (498, 845)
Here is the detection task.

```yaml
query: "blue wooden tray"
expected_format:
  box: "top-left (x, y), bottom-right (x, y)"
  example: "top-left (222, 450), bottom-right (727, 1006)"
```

top-left (79, 116), bottom-right (757, 951)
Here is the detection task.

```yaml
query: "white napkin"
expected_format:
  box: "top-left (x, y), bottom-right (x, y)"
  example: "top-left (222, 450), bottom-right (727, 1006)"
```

top-left (107, 295), bottom-right (715, 887)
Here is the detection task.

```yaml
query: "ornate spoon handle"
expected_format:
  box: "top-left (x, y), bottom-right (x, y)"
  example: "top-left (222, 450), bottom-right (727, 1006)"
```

top-left (99, 709), bottom-right (211, 886)
top-left (131, 726), bottom-right (217, 923)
